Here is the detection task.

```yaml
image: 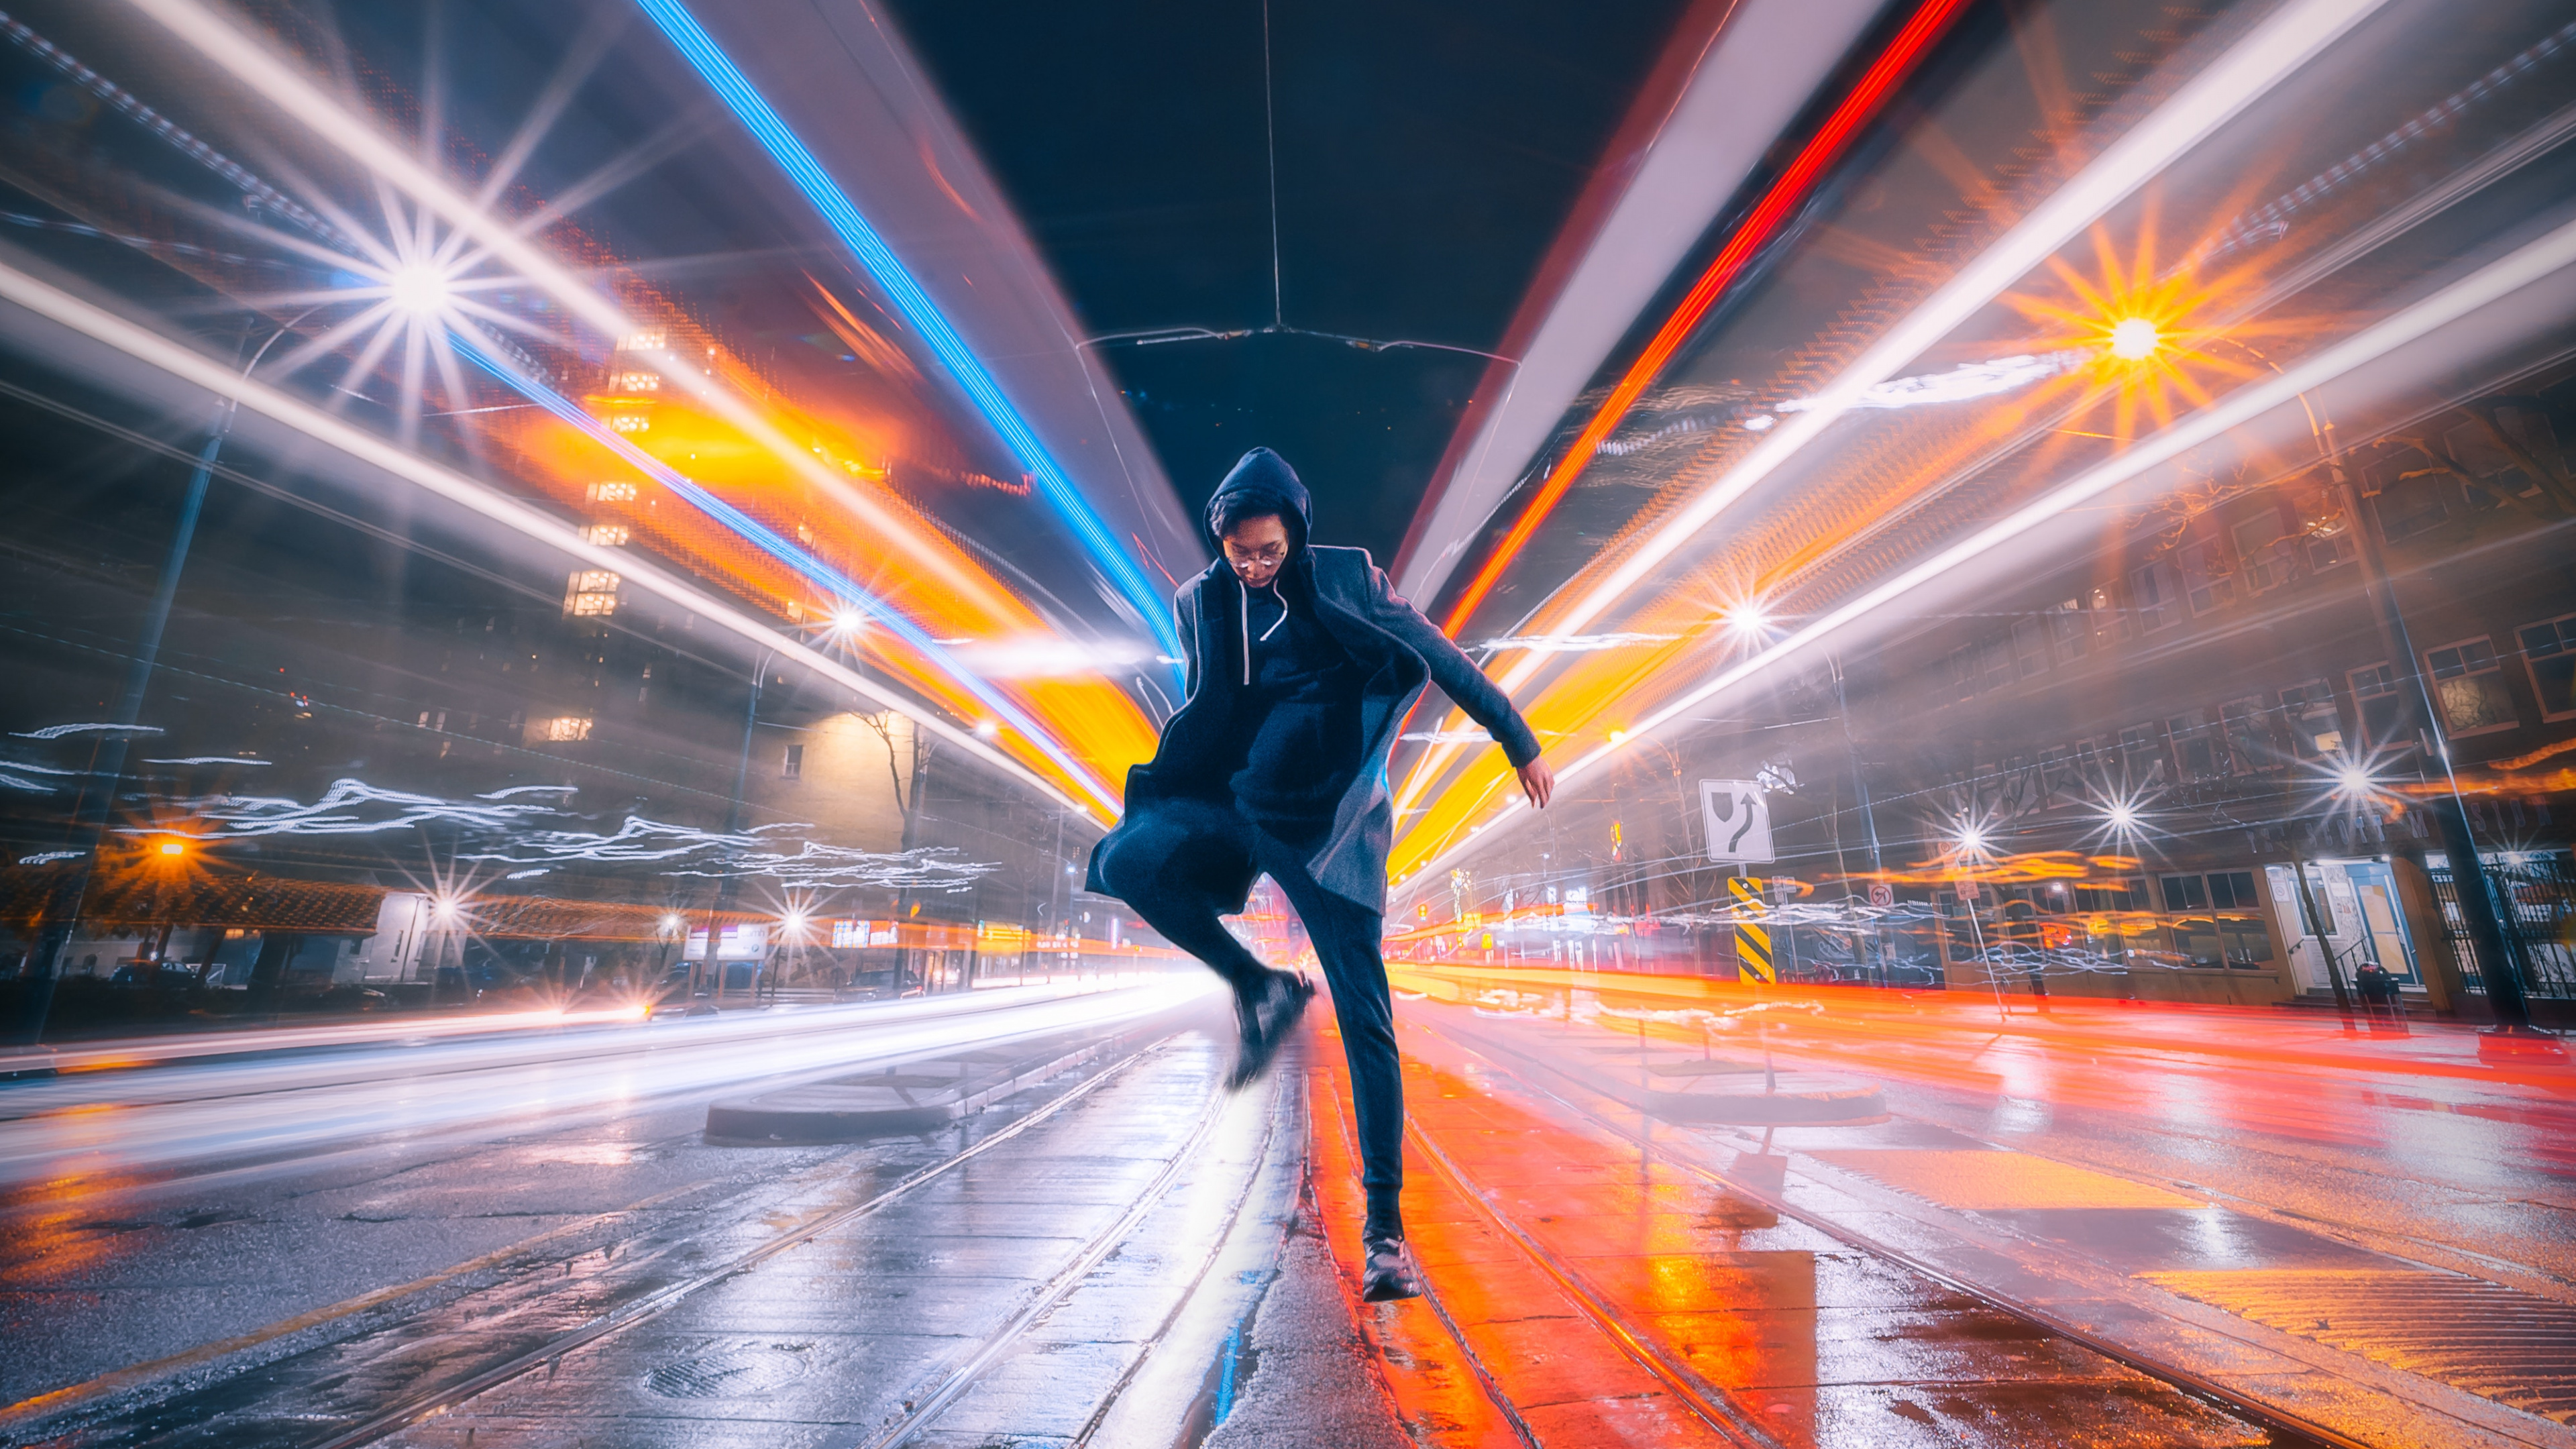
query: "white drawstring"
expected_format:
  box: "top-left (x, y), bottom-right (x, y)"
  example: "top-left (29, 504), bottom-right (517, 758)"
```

top-left (1239, 576), bottom-right (1286, 685)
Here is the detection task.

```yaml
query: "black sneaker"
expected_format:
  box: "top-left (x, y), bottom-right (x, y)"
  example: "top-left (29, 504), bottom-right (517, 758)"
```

top-left (1360, 1236), bottom-right (1421, 1302)
top-left (1225, 969), bottom-right (1313, 1090)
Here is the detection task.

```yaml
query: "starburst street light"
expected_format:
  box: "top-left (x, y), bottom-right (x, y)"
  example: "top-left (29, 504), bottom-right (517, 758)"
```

top-left (1721, 598), bottom-right (1772, 644)
top-left (2306, 746), bottom-right (2400, 816)
top-left (2108, 317), bottom-right (2161, 360)
top-left (385, 264), bottom-right (452, 317)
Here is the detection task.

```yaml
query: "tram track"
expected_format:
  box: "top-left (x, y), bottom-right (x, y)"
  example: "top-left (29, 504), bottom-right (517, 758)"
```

top-left (8, 1005), bottom-right (1304, 1449)
top-left (851, 1050), bottom-right (1246, 1449)
top-left (1412, 1014), bottom-right (2362, 1449)
top-left (1404, 1116), bottom-right (1782, 1448)
top-left (299, 1032), bottom-right (1192, 1449)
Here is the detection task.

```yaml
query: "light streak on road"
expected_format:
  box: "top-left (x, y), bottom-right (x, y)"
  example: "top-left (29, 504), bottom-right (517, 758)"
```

top-left (0, 978), bottom-right (1214, 1185)
top-left (1403, 203), bottom-right (2576, 882)
top-left (630, 0), bottom-right (1183, 667)
top-left (1395, 0), bottom-right (2394, 825)
top-left (0, 256), bottom-right (1117, 822)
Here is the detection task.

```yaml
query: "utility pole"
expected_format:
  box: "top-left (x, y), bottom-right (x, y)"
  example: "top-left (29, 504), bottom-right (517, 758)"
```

top-left (2330, 452), bottom-right (2536, 1029)
top-left (2212, 335), bottom-right (2538, 1032)
top-left (699, 645), bottom-right (775, 1012)
top-left (16, 312), bottom-right (313, 1048)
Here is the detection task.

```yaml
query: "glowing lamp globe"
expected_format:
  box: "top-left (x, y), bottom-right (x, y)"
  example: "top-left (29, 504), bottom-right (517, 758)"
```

top-left (2108, 317), bottom-right (2160, 360)
top-left (386, 265), bottom-right (449, 317)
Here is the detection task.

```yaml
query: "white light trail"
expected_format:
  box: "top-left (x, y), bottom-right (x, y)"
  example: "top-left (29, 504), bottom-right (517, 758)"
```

top-left (1411, 205), bottom-right (2576, 882)
top-left (1506, 0), bottom-right (2387, 660)
top-left (1395, 0), bottom-right (2390, 819)
top-left (11, 722), bottom-right (164, 739)
top-left (1478, 631), bottom-right (1680, 653)
top-left (147, 777), bottom-right (568, 838)
top-left (1774, 351), bottom-right (2084, 413)
top-left (121, 0), bottom-right (1020, 628)
top-left (0, 256), bottom-right (1104, 820)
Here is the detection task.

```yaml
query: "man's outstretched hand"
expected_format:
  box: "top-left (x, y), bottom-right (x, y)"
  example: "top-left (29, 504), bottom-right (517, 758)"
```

top-left (1517, 756), bottom-right (1556, 809)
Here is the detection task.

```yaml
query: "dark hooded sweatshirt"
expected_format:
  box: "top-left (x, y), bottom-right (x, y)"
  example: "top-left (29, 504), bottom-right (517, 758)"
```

top-left (1214, 474), bottom-right (1366, 849)
top-left (1087, 447), bottom-right (1541, 915)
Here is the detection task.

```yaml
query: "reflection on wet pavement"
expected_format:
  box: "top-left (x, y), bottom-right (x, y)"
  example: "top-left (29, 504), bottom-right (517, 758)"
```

top-left (1340, 966), bottom-right (2573, 1447)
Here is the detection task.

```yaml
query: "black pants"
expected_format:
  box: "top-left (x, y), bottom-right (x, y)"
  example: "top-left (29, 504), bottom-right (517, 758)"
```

top-left (1095, 799), bottom-right (1404, 1238)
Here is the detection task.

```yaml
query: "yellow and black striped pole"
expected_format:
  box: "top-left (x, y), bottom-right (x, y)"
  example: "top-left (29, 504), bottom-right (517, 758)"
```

top-left (1728, 876), bottom-right (1774, 983)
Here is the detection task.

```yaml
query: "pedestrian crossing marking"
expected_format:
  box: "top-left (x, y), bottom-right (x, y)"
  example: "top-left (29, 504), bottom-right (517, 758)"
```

top-left (2137, 1269), bottom-right (2576, 1424)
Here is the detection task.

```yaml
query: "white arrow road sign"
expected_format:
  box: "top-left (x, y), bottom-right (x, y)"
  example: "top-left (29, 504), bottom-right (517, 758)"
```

top-left (1699, 780), bottom-right (1774, 864)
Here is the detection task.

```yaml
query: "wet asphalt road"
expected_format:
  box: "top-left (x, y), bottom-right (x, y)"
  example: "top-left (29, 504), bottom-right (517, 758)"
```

top-left (0, 979), bottom-right (1231, 1435)
top-left (3, 967), bottom-right (2568, 1448)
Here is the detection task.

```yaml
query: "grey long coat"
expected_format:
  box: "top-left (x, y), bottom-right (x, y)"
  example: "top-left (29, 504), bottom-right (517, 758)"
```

top-left (1085, 543), bottom-right (1540, 916)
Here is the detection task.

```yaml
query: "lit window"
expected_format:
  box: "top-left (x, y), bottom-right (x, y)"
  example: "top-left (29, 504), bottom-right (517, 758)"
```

top-left (586, 482), bottom-right (637, 503)
top-left (609, 414), bottom-right (651, 433)
top-left (621, 329), bottom-right (667, 352)
top-left (616, 371), bottom-right (662, 392)
top-left (2425, 637), bottom-right (2517, 736)
top-left (565, 570), bottom-right (620, 617)
top-left (539, 716), bottom-right (593, 742)
top-left (581, 523), bottom-right (630, 546)
top-left (2279, 681), bottom-right (2343, 755)
top-left (2518, 615), bottom-right (2576, 720)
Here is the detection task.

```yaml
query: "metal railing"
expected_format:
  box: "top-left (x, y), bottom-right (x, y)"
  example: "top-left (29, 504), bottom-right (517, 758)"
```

top-left (2428, 853), bottom-right (2576, 1002)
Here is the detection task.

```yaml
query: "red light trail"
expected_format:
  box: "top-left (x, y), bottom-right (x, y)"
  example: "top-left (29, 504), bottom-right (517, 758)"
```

top-left (1438, 0), bottom-right (1975, 637)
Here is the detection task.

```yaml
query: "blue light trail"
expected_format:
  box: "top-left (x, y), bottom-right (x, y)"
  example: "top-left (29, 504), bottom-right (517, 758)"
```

top-left (631, 0), bottom-right (1183, 669)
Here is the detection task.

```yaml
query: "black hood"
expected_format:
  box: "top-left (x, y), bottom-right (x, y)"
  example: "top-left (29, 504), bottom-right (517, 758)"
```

top-left (1203, 447), bottom-right (1312, 555)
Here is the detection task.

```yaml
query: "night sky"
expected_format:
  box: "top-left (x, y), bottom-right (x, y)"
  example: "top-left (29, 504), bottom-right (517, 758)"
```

top-left (881, 0), bottom-right (1697, 563)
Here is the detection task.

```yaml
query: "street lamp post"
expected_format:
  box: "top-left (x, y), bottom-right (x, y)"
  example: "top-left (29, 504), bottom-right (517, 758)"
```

top-left (15, 312), bottom-right (314, 1048)
top-left (2210, 335), bottom-right (2540, 1029)
top-left (697, 644), bottom-right (776, 1012)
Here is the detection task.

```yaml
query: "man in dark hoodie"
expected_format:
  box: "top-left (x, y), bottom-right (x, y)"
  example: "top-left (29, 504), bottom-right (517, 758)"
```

top-left (1089, 447), bottom-right (1552, 1301)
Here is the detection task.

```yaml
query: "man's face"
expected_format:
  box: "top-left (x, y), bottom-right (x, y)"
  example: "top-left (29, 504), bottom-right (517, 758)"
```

top-left (1220, 514), bottom-right (1291, 588)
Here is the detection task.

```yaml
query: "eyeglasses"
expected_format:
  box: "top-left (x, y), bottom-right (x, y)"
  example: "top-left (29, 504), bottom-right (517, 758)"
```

top-left (1224, 540), bottom-right (1287, 568)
